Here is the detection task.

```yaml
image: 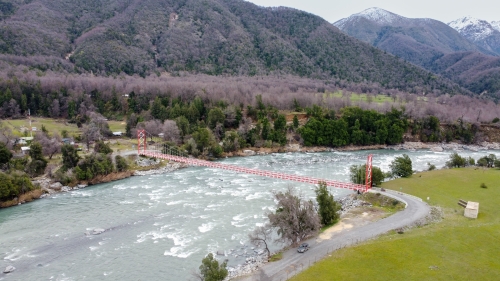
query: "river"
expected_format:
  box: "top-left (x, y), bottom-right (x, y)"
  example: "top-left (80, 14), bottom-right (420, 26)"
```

top-left (0, 148), bottom-right (498, 280)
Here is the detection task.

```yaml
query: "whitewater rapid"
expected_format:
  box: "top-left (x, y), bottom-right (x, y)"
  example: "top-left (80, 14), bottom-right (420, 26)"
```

top-left (0, 149), bottom-right (497, 280)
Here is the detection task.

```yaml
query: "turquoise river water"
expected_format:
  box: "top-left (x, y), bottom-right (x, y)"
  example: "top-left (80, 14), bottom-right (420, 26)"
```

top-left (0, 148), bottom-right (498, 280)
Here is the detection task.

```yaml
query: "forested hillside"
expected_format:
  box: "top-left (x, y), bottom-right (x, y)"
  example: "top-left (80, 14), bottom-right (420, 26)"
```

top-left (427, 52), bottom-right (500, 97)
top-left (0, 0), bottom-right (466, 95)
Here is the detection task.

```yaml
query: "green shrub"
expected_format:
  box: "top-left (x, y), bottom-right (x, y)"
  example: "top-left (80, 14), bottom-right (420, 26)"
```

top-left (446, 152), bottom-right (466, 168)
top-left (390, 154), bottom-right (413, 178)
top-left (480, 183), bottom-right (487, 189)
top-left (427, 162), bottom-right (436, 171)
top-left (349, 164), bottom-right (386, 186)
top-left (115, 155), bottom-right (129, 172)
top-left (75, 153), bottom-right (114, 180)
top-left (0, 171), bottom-right (35, 201)
top-left (94, 140), bottom-right (113, 154)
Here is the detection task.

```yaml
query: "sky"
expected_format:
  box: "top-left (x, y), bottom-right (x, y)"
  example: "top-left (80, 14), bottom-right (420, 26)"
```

top-left (245, 0), bottom-right (499, 23)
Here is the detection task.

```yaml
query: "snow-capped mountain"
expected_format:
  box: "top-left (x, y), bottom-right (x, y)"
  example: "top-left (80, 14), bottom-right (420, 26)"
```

top-left (449, 17), bottom-right (497, 40)
top-left (448, 17), bottom-right (500, 55)
top-left (334, 7), bottom-right (407, 29)
top-left (333, 8), bottom-right (482, 66)
top-left (490, 21), bottom-right (500, 32)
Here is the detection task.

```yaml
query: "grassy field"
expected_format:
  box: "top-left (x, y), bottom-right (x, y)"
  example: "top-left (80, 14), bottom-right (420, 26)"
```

top-left (5, 118), bottom-right (126, 137)
top-left (328, 92), bottom-right (394, 104)
top-left (4, 118), bottom-right (134, 156)
top-left (292, 168), bottom-right (500, 281)
top-left (107, 120), bottom-right (126, 133)
top-left (4, 118), bottom-right (80, 137)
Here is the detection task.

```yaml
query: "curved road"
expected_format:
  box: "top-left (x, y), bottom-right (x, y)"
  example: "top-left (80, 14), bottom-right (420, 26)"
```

top-left (238, 189), bottom-right (430, 281)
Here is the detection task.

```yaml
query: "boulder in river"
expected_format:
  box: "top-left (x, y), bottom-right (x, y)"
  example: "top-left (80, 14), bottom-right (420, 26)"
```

top-left (3, 265), bottom-right (15, 273)
top-left (49, 182), bottom-right (63, 191)
top-left (243, 150), bottom-right (256, 156)
top-left (430, 146), bottom-right (443, 152)
top-left (92, 228), bottom-right (106, 235)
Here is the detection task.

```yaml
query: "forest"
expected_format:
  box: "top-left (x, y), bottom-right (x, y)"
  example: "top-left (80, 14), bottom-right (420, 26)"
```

top-left (0, 0), bottom-right (473, 96)
top-left (1, 68), bottom-right (499, 203)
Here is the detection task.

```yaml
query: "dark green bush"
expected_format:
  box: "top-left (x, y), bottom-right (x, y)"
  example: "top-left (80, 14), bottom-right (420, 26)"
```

top-left (115, 155), bottom-right (129, 172)
top-left (94, 140), bottom-right (113, 154)
top-left (0, 171), bottom-right (35, 201)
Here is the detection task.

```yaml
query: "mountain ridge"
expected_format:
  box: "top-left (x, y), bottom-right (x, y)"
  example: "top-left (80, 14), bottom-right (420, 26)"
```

top-left (334, 7), bottom-right (500, 99)
top-left (448, 16), bottom-right (500, 55)
top-left (0, 0), bottom-right (466, 95)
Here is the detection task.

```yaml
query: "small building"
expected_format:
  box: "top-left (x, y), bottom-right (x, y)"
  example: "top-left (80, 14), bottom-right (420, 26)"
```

top-left (21, 146), bottom-right (31, 155)
top-left (17, 137), bottom-right (34, 145)
top-left (112, 132), bottom-right (123, 137)
top-left (464, 201), bottom-right (479, 219)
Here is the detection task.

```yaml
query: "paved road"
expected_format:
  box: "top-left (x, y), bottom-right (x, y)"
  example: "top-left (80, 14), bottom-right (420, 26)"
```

top-left (238, 189), bottom-right (430, 281)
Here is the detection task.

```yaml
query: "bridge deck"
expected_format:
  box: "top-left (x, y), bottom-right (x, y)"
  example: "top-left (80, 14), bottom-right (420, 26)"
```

top-left (141, 150), bottom-right (366, 191)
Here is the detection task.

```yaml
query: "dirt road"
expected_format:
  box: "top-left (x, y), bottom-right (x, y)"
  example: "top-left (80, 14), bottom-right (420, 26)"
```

top-left (237, 189), bottom-right (430, 281)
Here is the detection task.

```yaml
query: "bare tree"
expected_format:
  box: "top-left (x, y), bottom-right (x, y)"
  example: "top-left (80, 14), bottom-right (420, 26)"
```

top-left (237, 117), bottom-right (253, 137)
top-left (34, 132), bottom-right (62, 159)
top-left (137, 119), bottom-right (163, 141)
top-left (162, 120), bottom-right (181, 144)
top-left (0, 121), bottom-right (15, 149)
top-left (248, 223), bottom-right (273, 261)
top-left (88, 112), bottom-right (112, 137)
top-left (3, 99), bottom-right (20, 118)
top-left (267, 187), bottom-right (321, 246)
top-left (81, 123), bottom-right (101, 150)
top-left (213, 123), bottom-right (225, 141)
top-left (50, 99), bottom-right (60, 118)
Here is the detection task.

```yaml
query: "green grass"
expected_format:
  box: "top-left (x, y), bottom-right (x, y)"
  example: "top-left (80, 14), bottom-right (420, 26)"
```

top-left (326, 91), bottom-right (394, 104)
top-left (269, 252), bottom-right (283, 262)
top-left (107, 120), bottom-right (126, 133)
top-left (5, 118), bottom-right (126, 137)
top-left (292, 168), bottom-right (500, 281)
top-left (4, 118), bottom-right (80, 137)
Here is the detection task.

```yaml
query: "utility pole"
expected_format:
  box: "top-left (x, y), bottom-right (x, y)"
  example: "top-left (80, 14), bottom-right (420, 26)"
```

top-left (28, 109), bottom-right (32, 137)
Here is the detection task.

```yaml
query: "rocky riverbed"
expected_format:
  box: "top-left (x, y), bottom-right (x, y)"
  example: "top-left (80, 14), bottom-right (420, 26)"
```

top-left (225, 194), bottom-right (369, 279)
top-left (134, 161), bottom-right (187, 176)
top-left (28, 160), bottom-right (186, 202)
top-left (390, 141), bottom-right (500, 151)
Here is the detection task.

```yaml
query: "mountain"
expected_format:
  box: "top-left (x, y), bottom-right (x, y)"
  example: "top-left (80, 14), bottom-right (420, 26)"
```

top-left (0, 0), bottom-right (467, 95)
top-left (333, 8), bottom-right (500, 98)
top-left (492, 21), bottom-right (500, 32)
top-left (429, 52), bottom-right (500, 96)
top-left (334, 7), bottom-right (488, 67)
top-left (448, 17), bottom-right (500, 56)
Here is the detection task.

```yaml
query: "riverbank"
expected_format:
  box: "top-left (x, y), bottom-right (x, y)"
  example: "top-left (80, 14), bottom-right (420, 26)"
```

top-left (0, 160), bottom-right (187, 208)
top-left (226, 141), bottom-right (500, 157)
top-left (226, 194), bottom-right (370, 279)
top-left (2, 140), bottom-right (499, 209)
top-left (290, 168), bottom-right (499, 281)
top-left (226, 192), bottom-right (408, 279)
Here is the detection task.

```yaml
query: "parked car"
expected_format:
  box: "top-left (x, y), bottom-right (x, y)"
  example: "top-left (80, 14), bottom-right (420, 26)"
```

top-left (297, 242), bottom-right (309, 253)
top-left (297, 246), bottom-right (308, 253)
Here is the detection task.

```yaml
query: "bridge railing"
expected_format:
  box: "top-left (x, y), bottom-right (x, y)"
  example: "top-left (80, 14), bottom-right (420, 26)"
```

top-left (140, 149), bottom-right (367, 191)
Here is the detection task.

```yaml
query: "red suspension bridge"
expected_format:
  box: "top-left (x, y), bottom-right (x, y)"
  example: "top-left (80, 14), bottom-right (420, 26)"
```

top-left (137, 130), bottom-right (373, 192)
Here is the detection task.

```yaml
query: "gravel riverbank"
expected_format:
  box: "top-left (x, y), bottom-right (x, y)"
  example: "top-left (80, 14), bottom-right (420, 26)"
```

top-left (225, 194), bottom-right (369, 279)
